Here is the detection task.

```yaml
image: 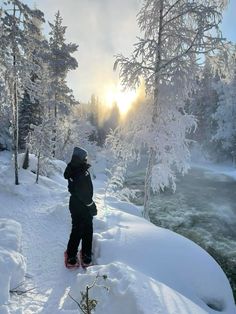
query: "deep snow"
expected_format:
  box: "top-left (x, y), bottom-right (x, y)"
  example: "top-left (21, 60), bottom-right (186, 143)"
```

top-left (0, 151), bottom-right (235, 314)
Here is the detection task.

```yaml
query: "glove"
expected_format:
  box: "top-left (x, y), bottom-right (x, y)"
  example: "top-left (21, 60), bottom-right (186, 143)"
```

top-left (87, 201), bottom-right (97, 216)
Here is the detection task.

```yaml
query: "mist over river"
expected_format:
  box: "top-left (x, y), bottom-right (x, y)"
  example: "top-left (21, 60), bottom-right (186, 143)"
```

top-left (125, 165), bottom-right (236, 299)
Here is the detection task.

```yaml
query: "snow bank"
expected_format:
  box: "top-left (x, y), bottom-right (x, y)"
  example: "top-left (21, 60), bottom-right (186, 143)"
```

top-left (0, 219), bottom-right (26, 313)
top-left (18, 153), bottom-right (67, 182)
top-left (0, 153), bottom-right (67, 201)
top-left (64, 262), bottom-right (209, 314)
top-left (63, 191), bottom-right (236, 314)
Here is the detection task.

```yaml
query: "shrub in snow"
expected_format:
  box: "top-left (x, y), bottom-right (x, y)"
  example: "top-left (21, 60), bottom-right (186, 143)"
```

top-left (69, 274), bottom-right (108, 314)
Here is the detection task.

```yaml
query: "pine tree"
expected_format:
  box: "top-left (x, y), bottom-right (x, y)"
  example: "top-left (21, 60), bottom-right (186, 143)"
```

top-left (187, 57), bottom-right (220, 157)
top-left (88, 94), bottom-right (100, 143)
top-left (18, 12), bottom-right (48, 150)
top-left (113, 0), bottom-right (228, 218)
top-left (48, 11), bottom-right (78, 156)
top-left (88, 94), bottom-right (99, 128)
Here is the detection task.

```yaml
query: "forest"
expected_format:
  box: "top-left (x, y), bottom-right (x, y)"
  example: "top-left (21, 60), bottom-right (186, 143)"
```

top-left (0, 1), bottom-right (236, 312)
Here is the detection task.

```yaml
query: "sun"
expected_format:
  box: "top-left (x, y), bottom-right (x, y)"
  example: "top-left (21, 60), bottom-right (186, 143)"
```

top-left (105, 85), bottom-right (137, 115)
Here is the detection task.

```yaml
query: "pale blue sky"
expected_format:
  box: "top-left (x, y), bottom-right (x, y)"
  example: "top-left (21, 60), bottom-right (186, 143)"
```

top-left (221, 1), bottom-right (236, 42)
top-left (24, 0), bottom-right (236, 102)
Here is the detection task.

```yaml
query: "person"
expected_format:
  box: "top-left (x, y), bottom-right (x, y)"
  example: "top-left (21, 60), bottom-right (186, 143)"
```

top-left (64, 147), bottom-right (97, 268)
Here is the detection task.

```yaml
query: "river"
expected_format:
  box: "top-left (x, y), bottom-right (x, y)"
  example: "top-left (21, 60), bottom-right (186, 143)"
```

top-left (125, 165), bottom-right (236, 300)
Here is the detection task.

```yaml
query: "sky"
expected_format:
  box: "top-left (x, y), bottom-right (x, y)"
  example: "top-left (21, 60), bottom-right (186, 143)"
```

top-left (24, 0), bottom-right (236, 103)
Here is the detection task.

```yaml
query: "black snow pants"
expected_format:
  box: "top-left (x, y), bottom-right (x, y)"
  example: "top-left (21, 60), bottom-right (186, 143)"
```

top-left (67, 195), bottom-right (93, 258)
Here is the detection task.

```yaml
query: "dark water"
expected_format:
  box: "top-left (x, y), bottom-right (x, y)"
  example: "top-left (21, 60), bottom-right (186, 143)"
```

top-left (126, 166), bottom-right (236, 300)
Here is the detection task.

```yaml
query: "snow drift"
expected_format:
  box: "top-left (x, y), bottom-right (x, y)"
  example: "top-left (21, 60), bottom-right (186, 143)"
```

top-left (0, 219), bottom-right (26, 314)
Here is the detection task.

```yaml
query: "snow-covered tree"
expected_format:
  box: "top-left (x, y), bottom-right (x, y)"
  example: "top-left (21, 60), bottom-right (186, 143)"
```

top-left (18, 12), bottom-right (48, 150)
top-left (29, 116), bottom-right (54, 183)
top-left (18, 91), bottom-right (43, 149)
top-left (48, 11), bottom-right (78, 155)
top-left (0, 76), bottom-right (12, 150)
top-left (186, 43), bottom-right (236, 161)
top-left (56, 104), bottom-right (96, 162)
top-left (88, 94), bottom-right (120, 146)
top-left (0, 0), bottom-right (45, 184)
top-left (187, 57), bottom-right (220, 157)
top-left (212, 54), bottom-right (236, 164)
top-left (113, 0), bottom-right (228, 218)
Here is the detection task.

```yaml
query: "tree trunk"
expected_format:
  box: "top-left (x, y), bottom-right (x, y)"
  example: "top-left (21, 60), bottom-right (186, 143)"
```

top-left (12, 4), bottom-right (19, 185)
top-left (143, 0), bottom-right (164, 218)
top-left (143, 147), bottom-right (155, 219)
top-left (36, 151), bottom-right (40, 184)
top-left (13, 78), bottom-right (19, 185)
top-left (22, 147), bottom-right (29, 169)
top-left (52, 91), bottom-right (58, 157)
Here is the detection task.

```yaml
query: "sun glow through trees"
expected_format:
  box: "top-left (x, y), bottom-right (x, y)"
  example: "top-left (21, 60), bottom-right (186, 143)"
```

top-left (105, 84), bottom-right (138, 115)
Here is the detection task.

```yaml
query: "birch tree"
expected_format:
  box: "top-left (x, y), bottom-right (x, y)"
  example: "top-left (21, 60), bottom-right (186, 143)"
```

top-left (0, 0), bottom-right (44, 184)
top-left (113, 0), bottom-right (228, 218)
top-left (29, 116), bottom-right (54, 183)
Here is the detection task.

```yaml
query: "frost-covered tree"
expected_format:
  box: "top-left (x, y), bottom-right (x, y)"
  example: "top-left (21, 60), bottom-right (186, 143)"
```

top-left (0, 0), bottom-right (44, 184)
top-left (0, 74), bottom-right (11, 150)
top-left (48, 11), bottom-right (78, 155)
top-left (56, 104), bottom-right (96, 161)
top-left (18, 12), bottom-right (48, 150)
top-left (187, 57), bottom-right (220, 157)
top-left (88, 94), bottom-right (101, 143)
top-left (113, 0), bottom-right (228, 218)
top-left (212, 51), bottom-right (236, 164)
top-left (29, 116), bottom-right (54, 183)
top-left (88, 94), bottom-right (99, 128)
top-left (48, 10), bottom-right (78, 116)
top-left (88, 94), bottom-right (120, 146)
top-left (19, 91), bottom-right (43, 149)
top-left (186, 43), bottom-right (236, 161)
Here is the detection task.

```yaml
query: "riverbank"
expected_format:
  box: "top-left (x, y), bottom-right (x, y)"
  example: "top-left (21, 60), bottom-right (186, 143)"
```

top-left (125, 162), bottom-right (236, 301)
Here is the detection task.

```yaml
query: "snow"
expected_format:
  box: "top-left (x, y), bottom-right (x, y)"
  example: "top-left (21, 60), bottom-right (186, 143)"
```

top-left (0, 219), bottom-right (26, 314)
top-left (0, 151), bottom-right (235, 313)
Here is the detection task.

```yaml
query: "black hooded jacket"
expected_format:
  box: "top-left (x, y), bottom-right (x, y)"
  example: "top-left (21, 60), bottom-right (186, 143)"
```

top-left (64, 161), bottom-right (93, 206)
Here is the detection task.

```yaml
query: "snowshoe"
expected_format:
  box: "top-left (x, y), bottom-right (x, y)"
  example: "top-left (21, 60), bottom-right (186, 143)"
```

top-left (64, 251), bottom-right (80, 269)
top-left (80, 250), bottom-right (93, 268)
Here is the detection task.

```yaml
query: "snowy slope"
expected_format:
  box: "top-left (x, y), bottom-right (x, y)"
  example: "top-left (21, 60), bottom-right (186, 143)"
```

top-left (0, 151), bottom-right (235, 314)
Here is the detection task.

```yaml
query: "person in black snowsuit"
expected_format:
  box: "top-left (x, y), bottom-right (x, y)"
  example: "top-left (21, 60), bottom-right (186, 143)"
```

top-left (64, 147), bottom-right (97, 267)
